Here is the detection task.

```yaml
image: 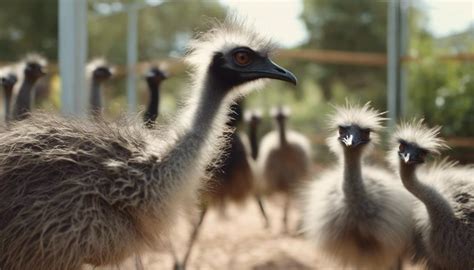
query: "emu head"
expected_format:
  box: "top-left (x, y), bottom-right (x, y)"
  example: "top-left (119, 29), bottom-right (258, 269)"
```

top-left (245, 109), bottom-right (262, 130)
top-left (327, 102), bottom-right (384, 155)
top-left (0, 73), bottom-right (18, 91)
top-left (87, 58), bottom-right (113, 83)
top-left (271, 106), bottom-right (291, 127)
top-left (24, 61), bottom-right (46, 81)
top-left (145, 67), bottom-right (168, 86)
top-left (208, 46), bottom-right (296, 90)
top-left (393, 119), bottom-right (447, 166)
top-left (92, 66), bottom-right (112, 82)
top-left (186, 18), bottom-right (296, 95)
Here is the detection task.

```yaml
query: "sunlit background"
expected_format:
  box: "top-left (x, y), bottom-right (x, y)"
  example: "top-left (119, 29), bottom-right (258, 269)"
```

top-left (0, 0), bottom-right (473, 163)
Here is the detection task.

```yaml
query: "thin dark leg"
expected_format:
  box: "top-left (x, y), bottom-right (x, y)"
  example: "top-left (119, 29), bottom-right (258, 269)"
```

top-left (255, 195), bottom-right (270, 228)
top-left (282, 196), bottom-right (290, 233)
top-left (174, 207), bottom-right (208, 270)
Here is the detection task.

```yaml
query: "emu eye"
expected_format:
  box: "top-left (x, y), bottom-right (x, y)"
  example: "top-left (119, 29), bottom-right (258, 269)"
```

top-left (338, 126), bottom-right (346, 136)
top-left (399, 143), bottom-right (405, 152)
top-left (361, 129), bottom-right (370, 140)
top-left (233, 51), bottom-right (252, 66)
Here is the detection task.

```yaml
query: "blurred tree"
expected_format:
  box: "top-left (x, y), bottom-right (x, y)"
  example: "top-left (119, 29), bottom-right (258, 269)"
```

top-left (0, 0), bottom-right (58, 61)
top-left (299, 0), bottom-right (388, 101)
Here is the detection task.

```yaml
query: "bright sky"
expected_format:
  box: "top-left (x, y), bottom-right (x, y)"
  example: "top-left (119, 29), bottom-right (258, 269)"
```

top-left (220, 0), bottom-right (473, 47)
top-left (219, 0), bottom-right (308, 48)
top-left (423, 0), bottom-right (474, 37)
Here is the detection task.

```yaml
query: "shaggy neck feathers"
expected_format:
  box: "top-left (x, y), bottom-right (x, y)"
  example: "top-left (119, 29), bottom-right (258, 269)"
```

top-left (399, 164), bottom-right (455, 222)
top-left (342, 148), bottom-right (368, 206)
top-left (149, 72), bottom-right (227, 202)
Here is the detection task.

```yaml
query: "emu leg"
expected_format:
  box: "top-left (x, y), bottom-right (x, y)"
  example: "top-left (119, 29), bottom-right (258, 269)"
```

top-left (282, 196), bottom-right (290, 233)
top-left (255, 195), bottom-right (270, 228)
top-left (174, 207), bottom-right (208, 270)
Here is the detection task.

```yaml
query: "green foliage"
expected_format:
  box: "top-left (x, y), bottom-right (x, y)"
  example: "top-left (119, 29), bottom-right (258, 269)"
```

top-left (299, 0), bottom-right (388, 101)
top-left (0, 0), bottom-right (58, 61)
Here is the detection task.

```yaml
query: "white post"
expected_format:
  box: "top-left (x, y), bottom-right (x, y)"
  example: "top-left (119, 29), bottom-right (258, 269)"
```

top-left (126, 4), bottom-right (138, 113)
top-left (387, 0), bottom-right (400, 126)
top-left (59, 0), bottom-right (88, 115)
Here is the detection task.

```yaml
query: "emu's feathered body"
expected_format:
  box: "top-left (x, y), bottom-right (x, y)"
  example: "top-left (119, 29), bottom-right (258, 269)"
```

top-left (391, 121), bottom-right (474, 270)
top-left (0, 114), bottom-right (186, 269)
top-left (302, 103), bottom-right (413, 270)
top-left (258, 129), bottom-right (312, 193)
top-left (257, 107), bottom-right (311, 232)
top-left (0, 18), bottom-right (296, 270)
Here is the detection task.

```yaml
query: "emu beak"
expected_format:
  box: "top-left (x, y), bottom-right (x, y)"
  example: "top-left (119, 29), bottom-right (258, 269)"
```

top-left (246, 58), bottom-right (297, 85)
top-left (403, 153), bottom-right (410, 163)
top-left (342, 134), bottom-right (353, 146)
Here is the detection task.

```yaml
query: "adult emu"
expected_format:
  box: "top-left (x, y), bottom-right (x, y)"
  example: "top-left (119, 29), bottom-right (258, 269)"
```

top-left (0, 19), bottom-right (296, 270)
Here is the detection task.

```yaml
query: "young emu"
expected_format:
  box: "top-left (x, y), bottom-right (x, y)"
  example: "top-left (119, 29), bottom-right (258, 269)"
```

top-left (143, 66), bottom-right (168, 128)
top-left (87, 59), bottom-right (112, 119)
top-left (0, 67), bottom-right (18, 123)
top-left (390, 120), bottom-right (474, 270)
top-left (12, 54), bottom-right (47, 121)
top-left (258, 106), bottom-right (312, 232)
top-left (0, 19), bottom-right (296, 270)
top-left (301, 102), bottom-right (413, 270)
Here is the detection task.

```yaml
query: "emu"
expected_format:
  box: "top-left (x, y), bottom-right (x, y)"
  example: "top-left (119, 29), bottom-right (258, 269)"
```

top-left (301, 102), bottom-right (413, 270)
top-left (0, 67), bottom-right (18, 123)
top-left (390, 120), bottom-right (474, 270)
top-left (12, 54), bottom-right (47, 121)
top-left (258, 106), bottom-right (312, 232)
top-left (0, 19), bottom-right (296, 270)
top-left (143, 66), bottom-right (168, 128)
top-left (87, 59), bottom-right (112, 119)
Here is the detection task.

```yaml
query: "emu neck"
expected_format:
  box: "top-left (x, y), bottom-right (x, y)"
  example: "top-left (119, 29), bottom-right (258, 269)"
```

top-left (144, 81), bottom-right (160, 127)
top-left (13, 79), bottom-right (36, 120)
top-left (342, 149), bottom-right (366, 204)
top-left (249, 124), bottom-right (258, 160)
top-left (277, 120), bottom-right (287, 145)
top-left (3, 87), bottom-right (12, 122)
top-left (89, 80), bottom-right (103, 117)
top-left (399, 164), bottom-right (455, 223)
top-left (152, 73), bottom-right (228, 200)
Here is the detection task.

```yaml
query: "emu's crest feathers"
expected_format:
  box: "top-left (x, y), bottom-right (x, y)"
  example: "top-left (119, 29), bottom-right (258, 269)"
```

top-left (185, 16), bottom-right (277, 69)
top-left (328, 101), bottom-right (385, 131)
top-left (393, 119), bottom-right (447, 154)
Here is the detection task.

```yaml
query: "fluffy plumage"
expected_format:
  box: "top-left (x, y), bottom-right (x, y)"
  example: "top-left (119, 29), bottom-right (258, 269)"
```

top-left (301, 102), bottom-right (413, 270)
top-left (392, 120), bottom-right (474, 270)
top-left (0, 18), bottom-right (293, 270)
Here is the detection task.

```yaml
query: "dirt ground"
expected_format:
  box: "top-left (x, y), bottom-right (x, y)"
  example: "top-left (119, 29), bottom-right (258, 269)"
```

top-left (92, 194), bottom-right (421, 270)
